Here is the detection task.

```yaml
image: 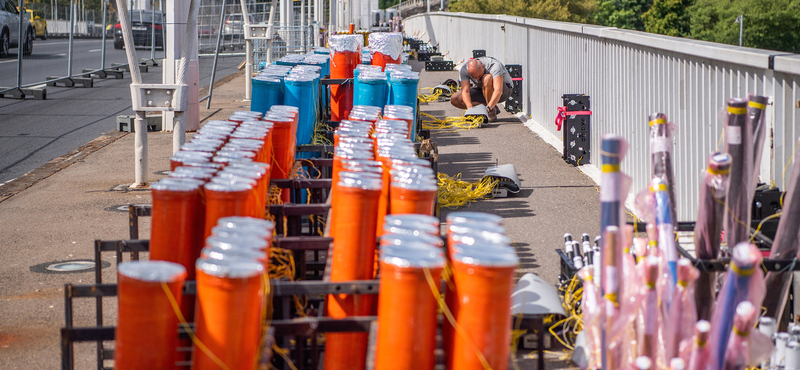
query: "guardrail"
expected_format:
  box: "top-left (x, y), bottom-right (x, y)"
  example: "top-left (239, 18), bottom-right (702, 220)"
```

top-left (404, 12), bottom-right (800, 222)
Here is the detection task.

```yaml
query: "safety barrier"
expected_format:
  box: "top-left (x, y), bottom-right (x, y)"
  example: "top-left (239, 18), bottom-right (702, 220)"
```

top-left (403, 12), bottom-right (800, 222)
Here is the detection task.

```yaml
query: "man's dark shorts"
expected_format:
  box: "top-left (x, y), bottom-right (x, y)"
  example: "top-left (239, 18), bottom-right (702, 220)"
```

top-left (467, 80), bottom-right (513, 105)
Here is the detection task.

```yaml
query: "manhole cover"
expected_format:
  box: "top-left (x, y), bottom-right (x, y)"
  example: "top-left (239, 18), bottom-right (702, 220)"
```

top-left (104, 204), bottom-right (150, 213)
top-left (47, 261), bottom-right (95, 272)
top-left (30, 259), bottom-right (111, 274)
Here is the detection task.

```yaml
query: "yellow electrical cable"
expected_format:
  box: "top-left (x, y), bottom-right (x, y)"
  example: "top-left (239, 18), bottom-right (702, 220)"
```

top-left (420, 111), bottom-right (484, 131)
top-left (437, 172), bottom-right (499, 208)
top-left (160, 282), bottom-right (231, 370)
top-left (417, 87), bottom-right (442, 103)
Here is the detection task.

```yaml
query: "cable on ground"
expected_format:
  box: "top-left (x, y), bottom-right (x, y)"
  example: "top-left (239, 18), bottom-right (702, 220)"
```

top-left (437, 172), bottom-right (498, 208)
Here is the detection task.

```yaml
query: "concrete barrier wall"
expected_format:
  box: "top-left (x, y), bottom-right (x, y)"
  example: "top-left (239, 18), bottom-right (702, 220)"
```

top-left (404, 12), bottom-right (800, 222)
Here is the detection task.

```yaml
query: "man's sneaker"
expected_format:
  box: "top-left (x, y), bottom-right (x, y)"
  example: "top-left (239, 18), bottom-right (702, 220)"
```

top-left (493, 105), bottom-right (501, 115)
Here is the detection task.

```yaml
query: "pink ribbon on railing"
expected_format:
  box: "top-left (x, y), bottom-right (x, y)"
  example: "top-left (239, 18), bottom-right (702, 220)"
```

top-left (555, 106), bottom-right (593, 131)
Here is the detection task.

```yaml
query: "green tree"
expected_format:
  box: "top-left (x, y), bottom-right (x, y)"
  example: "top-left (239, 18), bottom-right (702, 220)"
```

top-left (642, 0), bottom-right (690, 37)
top-left (592, 0), bottom-right (652, 30)
top-left (449, 0), bottom-right (597, 23)
top-left (689, 0), bottom-right (800, 52)
top-left (379, 0), bottom-right (401, 10)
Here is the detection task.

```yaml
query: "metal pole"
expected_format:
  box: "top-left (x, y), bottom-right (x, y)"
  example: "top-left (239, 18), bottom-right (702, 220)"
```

top-left (150, 6), bottom-right (155, 60)
top-left (100, 0), bottom-right (107, 69)
top-left (68, 0), bottom-right (75, 79)
top-left (440, 0), bottom-right (443, 11)
top-left (239, 0), bottom-right (254, 100)
top-left (16, 0), bottom-right (23, 89)
top-left (738, 14), bottom-right (743, 47)
top-left (300, 0), bottom-right (305, 52)
top-left (114, 0), bottom-right (146, 186)
top-left (426, 0), bottom-right (429, 13)
top-left (206, 0), bottom-right (226, 109)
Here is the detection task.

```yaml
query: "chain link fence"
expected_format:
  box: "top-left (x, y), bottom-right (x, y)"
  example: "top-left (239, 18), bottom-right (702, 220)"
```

top-left (198, 0), bottom-right (275, 55)
top-left (252, 25), bottom-right (314, 71)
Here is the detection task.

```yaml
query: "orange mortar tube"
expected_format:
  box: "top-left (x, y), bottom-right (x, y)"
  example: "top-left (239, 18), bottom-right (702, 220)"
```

top-left (265, 116), bottom-right (296, 203)
top-left (449, 260), bottom-right (516, 370)
top-left (374, 155), bottom-right (393, 236)
top-left (371, 52), bottom-right (401, 71)
top-left (149, 185), bottom-right (203, 320)
top-left (203, 185), bottom-right (251, 241)
top-left (115, 265), bottom-right (186, 370)
top-left (389, 184), bottom-right (437, 216)
top-left (374, 262), bottom-right (442, 370)
top-left (325, 183), bottom-right (382, 370)
top-left (330, 50), bottom-right (359, 121)
top-left (192, 266), bottom-right (264, 370)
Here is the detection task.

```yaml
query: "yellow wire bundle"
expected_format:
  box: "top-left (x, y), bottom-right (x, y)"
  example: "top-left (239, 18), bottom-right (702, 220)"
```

top-left (417, 87), bottom-right (442, 103)
top-left (437, 172), bottom-right (498, 208)
top-left (420, 111), bottom-right (484, 131)
top-left (312, 120), bottom-right (333, 146)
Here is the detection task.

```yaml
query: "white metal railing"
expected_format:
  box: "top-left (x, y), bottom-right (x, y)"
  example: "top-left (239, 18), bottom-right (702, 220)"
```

top-left (404, 12), bottom-right (800, 222)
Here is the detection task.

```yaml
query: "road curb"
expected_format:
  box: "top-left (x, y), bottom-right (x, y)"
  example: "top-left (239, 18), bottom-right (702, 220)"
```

top-left (0, 130), bottom-right (128, 204)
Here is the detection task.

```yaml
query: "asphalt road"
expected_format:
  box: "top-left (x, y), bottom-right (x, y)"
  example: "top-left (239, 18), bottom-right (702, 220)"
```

top-left (0, 38), bottom-right (243, 185)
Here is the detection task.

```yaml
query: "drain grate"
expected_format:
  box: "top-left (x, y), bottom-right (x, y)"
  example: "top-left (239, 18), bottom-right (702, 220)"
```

top-left (103, 204), bottom-right (150, 213)
top-left (30, 259), bottom-right (111, 274)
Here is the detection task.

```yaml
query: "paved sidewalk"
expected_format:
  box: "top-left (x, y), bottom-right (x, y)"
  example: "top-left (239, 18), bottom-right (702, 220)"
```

top-left (0, 66), bottom-right (596, 369)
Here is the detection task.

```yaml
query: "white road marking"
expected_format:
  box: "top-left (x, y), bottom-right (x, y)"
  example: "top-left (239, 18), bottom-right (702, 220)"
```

top-left (88, 49), bottom-right (101, 52)
top-left (0, 59), bottom-right (18, 64)
top-left (57, 53), bottom-right (66, 56)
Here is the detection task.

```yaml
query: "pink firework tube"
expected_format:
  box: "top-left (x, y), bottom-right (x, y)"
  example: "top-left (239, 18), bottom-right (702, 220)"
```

top-left (602, 226), bottom-right (621, 369)
top-left (638, 256), bottom-right (662, 364)
top-left (578, 267), bottom-right (602, 369)
top-left (687, 320), bottom-right (711, 370)
top-left (721, 301), bottom-right (758, 369)
top-left (665, 259), bottom-right (699, 360)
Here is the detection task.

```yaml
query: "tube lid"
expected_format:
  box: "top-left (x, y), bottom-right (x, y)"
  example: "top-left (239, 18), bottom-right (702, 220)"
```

top-left (450, 229), bottom-right (512, 246)
top-left (448, 222), bottom-right (506, 236)
top-left (447, 212), bottom-right (503, 225)
top-left (338, 172), bottom-right (382, 190)
top-left (452, 246), bottom-right (519, 267)
top-left (367, 32), bottom-right (403, 59)
top-left (206, 234), bottom-right (268, 251)
top-left (391, 177), bottom-right (438, 191)
top-left (380, 232), bottom-right (444, 248)
top-left (217, 216), bottom-right (275, 230)
top-left (381, 245), bottom-right (445, 268)
top-left (384, 214), bottom-right (440, 228)
top-left (329, 34), bottom-right (362, 53)
top-left (196, 258), bottom-right (264, 278)
top-left (118, 260), bottom-right (187, 282)
top-left (151, 177), bottom-right (204, 191)
top-left (201, 246), bottom-right (267, 264)
top-left (204, 181), bottom-right (252, 192)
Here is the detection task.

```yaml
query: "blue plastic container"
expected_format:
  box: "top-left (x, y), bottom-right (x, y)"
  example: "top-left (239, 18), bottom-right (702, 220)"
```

top-left (354, 72), bottom-right (388, 113)
top-left (250, 75), bottom-right (284, 115)
top-left (284, 73), bottom-right (318, 148)
top-left (389, 71), bottom-right (420, 133)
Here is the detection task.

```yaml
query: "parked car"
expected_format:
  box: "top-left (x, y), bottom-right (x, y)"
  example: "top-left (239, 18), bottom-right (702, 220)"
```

top-left (222, 13), bottom-right (253, 40)
top-left (24, 9), bottom-right (45, 39)
top-left (114, 9), bottom-right (164, 50)
top-left (0, 0), bottom-right (34, 57)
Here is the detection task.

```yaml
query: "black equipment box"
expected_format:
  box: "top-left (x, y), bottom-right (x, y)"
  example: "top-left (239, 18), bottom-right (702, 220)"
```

top-left (416, 52), bottom-right (441, 62)
top-left (425, 60), bottom-right (454, 71)
top-left (473, 49), bottom-right (486, 58)
top-left (561, 94), bottom-right (591, 166)
top-left (505, 64), bottom-right (523, 114)
top-left (751, 184), bottom-right (783, 250)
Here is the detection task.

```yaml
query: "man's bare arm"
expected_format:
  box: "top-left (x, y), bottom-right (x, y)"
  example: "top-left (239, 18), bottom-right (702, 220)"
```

top-left (486, 75), bottom-right (504, 110)
top-left (460, 80), bottom-right (473, 109)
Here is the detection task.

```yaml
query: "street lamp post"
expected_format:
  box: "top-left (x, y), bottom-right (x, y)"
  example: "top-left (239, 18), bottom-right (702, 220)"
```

top-left (735, 14), bottom-right (743, 47)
